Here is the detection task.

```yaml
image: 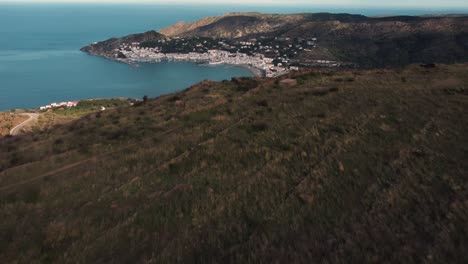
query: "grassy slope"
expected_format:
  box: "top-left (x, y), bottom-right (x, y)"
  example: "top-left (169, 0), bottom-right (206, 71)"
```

top-left (0, 65), bottom-right (467, 263)
top-left (0, 98), bottom-right (135, 136)
top-left (0, 114), bottom-right (28, 137)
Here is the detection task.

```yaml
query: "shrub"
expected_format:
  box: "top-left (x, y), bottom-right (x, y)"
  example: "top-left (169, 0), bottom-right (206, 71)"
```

top-left (256, 100), bottom-right (269, 107)
top-left (250, 122), bottom-right (269, 133)
top-left (168, 95), bottom-right (181, 102)
top-left (19, 186), bottom-right (40, 204)
top-left (232, 77), bottom-right (259, 92)
top-left (133, 101), bottom-right (144, 107)
top-left (183, 110), bottom-right (214, 123)
top-left (310, 86), bottom-right (339, 96)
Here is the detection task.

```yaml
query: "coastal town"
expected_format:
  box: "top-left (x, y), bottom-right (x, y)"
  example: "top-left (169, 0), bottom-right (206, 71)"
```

top-left (98, 36), bottom-right (342, 77)
top-left (39, 101), bottom-right (79, 110)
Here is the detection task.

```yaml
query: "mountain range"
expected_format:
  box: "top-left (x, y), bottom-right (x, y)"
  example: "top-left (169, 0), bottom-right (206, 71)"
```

top-left (83, 12), bottom-right (468, 67)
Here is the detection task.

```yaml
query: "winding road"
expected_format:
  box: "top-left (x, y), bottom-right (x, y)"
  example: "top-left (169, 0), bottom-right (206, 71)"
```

top-left (9, 113), bottom-right (39, 136)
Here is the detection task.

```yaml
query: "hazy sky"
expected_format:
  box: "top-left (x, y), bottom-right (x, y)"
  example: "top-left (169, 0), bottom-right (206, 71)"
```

top-left (1, 0), bottom-right (467, 9)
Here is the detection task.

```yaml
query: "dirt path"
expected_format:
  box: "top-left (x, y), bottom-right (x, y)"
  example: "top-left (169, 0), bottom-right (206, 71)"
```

top-left (9, 113), bottom-right (39, 136)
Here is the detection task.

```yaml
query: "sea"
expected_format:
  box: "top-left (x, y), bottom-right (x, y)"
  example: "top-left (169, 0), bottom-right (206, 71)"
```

top-left (1, 3), bottom-right (466, 110)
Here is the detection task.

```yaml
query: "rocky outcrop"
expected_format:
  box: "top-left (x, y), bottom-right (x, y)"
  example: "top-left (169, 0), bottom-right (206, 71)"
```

top-left (81, 30), bottom-right (166, 58)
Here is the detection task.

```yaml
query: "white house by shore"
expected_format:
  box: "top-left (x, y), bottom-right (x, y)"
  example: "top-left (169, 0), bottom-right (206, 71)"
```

top-left (39, 101), bottom-right (79, 110)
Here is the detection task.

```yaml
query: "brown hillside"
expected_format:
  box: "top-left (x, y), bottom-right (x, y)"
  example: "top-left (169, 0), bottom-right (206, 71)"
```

top-left (1, 64), bottom-right (467, 263)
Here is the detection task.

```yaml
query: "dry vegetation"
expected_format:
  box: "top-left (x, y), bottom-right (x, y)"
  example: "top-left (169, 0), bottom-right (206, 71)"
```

top-left (0, 64), bottom-right (467, 263)
top-left (0, 113), bottom-right (28, 136)
top-left (13, 98), bottom-right (135, 134)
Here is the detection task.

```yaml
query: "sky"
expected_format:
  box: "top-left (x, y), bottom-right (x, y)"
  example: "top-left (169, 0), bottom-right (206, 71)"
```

top-left (0, 0), bottom-right (467, 9)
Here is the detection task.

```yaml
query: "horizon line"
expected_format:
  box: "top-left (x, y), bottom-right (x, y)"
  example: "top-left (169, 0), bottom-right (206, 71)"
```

top-left (1, 1), bottom-right (468, 10)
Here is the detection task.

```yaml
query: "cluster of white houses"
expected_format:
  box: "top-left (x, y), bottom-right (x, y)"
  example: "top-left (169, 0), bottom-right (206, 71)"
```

top-left (39, 101), bottom-right (79, 110)
top-left (114, 44), bottom-right (295, 77)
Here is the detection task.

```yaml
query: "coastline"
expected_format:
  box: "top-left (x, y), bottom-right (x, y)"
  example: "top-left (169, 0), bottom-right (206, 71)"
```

top-left (237, 64), bottom-right (265, 78)
top-left (86, 50), bottom-right (266, 78)
top-left (203, 63), bottom-right (265, 78)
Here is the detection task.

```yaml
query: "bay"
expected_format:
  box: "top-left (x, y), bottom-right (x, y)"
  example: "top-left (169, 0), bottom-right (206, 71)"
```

top-left (1, 4), bottom-right (465, 110)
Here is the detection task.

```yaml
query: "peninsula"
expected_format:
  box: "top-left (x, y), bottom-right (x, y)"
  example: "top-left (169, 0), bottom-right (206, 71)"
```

top-left (81, 12), bottom-right (468, 75)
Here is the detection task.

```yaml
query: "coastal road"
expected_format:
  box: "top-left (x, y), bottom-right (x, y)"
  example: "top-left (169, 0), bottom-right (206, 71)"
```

top-left (9, 113), bottom-right (39, 136)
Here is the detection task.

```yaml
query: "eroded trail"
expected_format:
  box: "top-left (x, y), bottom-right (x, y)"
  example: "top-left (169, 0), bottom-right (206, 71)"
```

top-left (9, 113), bottom-right (39, 136)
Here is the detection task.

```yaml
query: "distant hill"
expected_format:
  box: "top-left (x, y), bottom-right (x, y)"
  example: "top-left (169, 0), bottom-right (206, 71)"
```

top-left (81, 30), bottom-right (166, 59)
top-left (160, 12), bottom-right (312, 38)
top-left (1, 64), bottom-right (467, 262)
top-left (83, 13), bottom-right (468, 68)
top-left (160, 12), bottom-right (468, 67)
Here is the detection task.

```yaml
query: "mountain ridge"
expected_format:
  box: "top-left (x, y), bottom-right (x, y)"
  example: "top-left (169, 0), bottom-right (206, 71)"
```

top-left (82, 12), bottom-right (468, 68)
top-left (160, 12), bottom-right (468, 67)
top-left (160, 12), bottom-right (468, 38)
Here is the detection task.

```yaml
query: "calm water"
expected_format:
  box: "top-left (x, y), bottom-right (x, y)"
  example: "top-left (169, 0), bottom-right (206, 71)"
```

top-left (1, 4), bottom-right (466, 110)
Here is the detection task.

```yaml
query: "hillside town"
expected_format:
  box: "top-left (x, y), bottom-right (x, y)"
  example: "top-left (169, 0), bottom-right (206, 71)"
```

top-left (102, 36), bottom-right (332, 77)
top-left (117, 47), bottom-right (288, 77)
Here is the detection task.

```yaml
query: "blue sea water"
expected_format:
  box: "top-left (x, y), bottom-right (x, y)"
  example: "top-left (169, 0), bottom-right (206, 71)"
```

top-left (1, 4), bottom-right (466, 110)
